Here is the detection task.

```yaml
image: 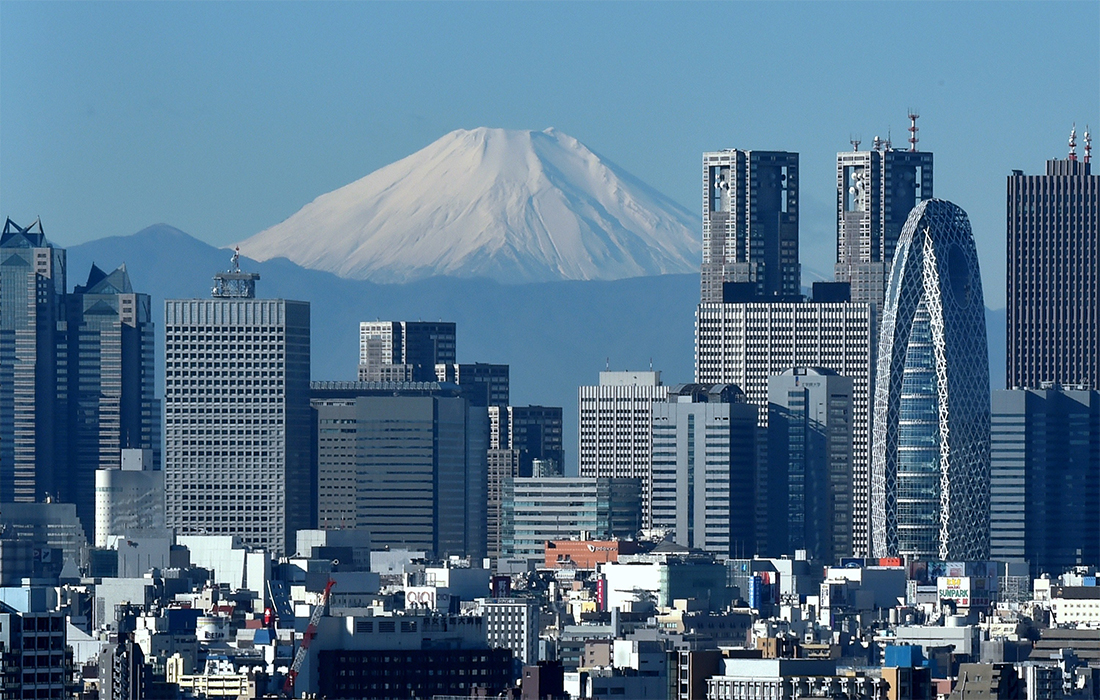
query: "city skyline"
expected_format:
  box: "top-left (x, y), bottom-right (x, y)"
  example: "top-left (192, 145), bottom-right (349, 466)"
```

top-left (1, 3), bottom-right (1097, 305)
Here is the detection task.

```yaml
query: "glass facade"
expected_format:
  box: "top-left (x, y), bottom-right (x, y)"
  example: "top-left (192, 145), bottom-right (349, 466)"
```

top-left (871, 199), bottom-right (990, 560)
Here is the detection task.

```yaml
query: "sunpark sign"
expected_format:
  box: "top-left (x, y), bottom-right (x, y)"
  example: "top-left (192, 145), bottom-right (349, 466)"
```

top-left (937, 576), bottom-right (971, 608)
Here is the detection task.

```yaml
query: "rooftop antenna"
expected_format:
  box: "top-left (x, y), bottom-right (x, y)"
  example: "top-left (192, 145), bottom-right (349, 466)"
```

top-left (907, 110), bottom-right (920, 152)
top-left (649, 358), bottom-right (653, 371)
top-left (885, 127), bottom-right (893, 150)
top-left (850, 135), bottom-right (861, 151)
top-left (605, 357), bottom-right (609, 371)
top-left (873, 135), bottom-right (882, 152)
top-left (1084, 125), bottom-right (1092, 164)
top-left (230, 246), bottom-right (241, 273)
top-left (1068, 123), bottom-right (1078, 162)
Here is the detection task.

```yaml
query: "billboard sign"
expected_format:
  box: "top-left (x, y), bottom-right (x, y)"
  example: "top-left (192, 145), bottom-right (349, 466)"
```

top-left (938, 576), bottom-right (971, 609)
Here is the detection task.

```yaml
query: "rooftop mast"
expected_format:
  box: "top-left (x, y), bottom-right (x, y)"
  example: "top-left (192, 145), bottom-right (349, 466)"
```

top-left (907, 110), bottom-right (920, 152)
top-left (1068, 123), bottom-right (1078, 162)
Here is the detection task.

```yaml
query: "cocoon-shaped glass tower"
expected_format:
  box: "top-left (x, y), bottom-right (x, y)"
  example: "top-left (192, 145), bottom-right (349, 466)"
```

top-left (871, 199), bottom-right (990, 560)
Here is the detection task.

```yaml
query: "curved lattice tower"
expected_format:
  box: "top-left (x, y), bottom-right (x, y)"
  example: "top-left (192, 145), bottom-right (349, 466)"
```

top-left (871, 199), bottom-right (990, 560)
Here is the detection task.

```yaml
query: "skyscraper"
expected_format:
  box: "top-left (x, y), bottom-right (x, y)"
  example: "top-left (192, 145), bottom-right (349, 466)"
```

top-left (871, 199), bottom-right (990, 560)
top-left (164, 258), bottom-right (312, 557)
top-left (650, 384), bottom-right (757, 557)
top-left (767, 368), bottom-right (854, 562)
top-left (1006, 131), bottom-right (1098, 390)
top-left (67, 263), bottom-right (159, 538)
top-left (701, 150), bottom-right (799, 303)
top-left (358, 321), bottom-right (456, 382)
top-left (835, 129), bottom-right (933, 308)
top-left (310, 380), bottom-right (487, 560)
top-left (0, 218), bottom-right (68, 507)
top-left (695, 293), bottom-right (874, 555)
top-left (435, 362), bottom-right (509, 407)
top-left (579, 371), bottom-right (668, 527)
top-left (990, 388), bottom-right (1100, 575)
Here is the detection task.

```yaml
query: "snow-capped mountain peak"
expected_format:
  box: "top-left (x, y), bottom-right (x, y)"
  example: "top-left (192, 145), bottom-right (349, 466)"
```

top-left (236, 127), bottom-right (700, 283)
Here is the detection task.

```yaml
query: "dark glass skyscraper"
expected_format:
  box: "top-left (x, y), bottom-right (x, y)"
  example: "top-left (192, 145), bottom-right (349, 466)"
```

top-left (0, 218), bottom-right (68, 506)
top-left (871, 199), bottom-right (990, 560)
top-left (990, 388), bottom-right (1100, 576)
top-left (1007, 145), bottom-right (1098, 390)
top-left (66, 263), bottom-right (159, 538)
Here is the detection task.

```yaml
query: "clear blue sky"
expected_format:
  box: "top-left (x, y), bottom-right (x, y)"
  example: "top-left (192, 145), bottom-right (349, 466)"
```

top-left (2, 1), bottom-right (1097, 305)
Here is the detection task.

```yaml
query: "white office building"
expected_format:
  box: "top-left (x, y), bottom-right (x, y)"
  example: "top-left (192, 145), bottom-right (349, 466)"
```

top-left (579, 371), bottom-right (669, 527)
top-left (695, 299), bottom-right (873, 555)
top-left (94, 448), bottom-right (165, 548)
top-left (477, 597), bottom-right (540, 668)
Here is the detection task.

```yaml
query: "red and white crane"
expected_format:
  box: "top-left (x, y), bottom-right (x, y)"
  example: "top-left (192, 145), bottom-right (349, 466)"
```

top-left (282, 578), bottom-right (336, 697)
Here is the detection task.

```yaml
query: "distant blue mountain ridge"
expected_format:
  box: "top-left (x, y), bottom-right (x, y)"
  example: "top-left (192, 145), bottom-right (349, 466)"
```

top-left (67, 224), bottom-right (1007, 471)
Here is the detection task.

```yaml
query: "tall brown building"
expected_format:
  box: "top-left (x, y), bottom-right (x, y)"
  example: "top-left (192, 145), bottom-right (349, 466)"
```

top-left (1006, 134), bottom-right (1099, 390)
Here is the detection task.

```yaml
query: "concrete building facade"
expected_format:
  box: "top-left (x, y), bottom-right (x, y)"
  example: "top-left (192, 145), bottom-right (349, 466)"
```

top-left (579, 371), bottom-right (668, 528)
top-left (164, 266), bottom-right (312, 557)
top-left (701, 150), bottom-right (800, 303)
top-left (835, 142), bottom-right (934, 308)
top-left (358, 320), bottom-right (456, 382)
top-left (695, 298), bottom-right (874, 555)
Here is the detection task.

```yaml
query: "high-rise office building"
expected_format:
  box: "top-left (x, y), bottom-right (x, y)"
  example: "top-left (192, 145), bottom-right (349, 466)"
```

top-left (164, 259), bottom-right (312, 557)
top-left (0, 218), bottom-right (68, 507)
top-left (871, 199), bottom-right (990, 560)
top-left (486, 404), bottom-right (564, 559)
top-left (358, 321), bottom-right (456, 382)
top-left (767, 368), bottom-right (854, 562)
top-left (835, 131), bottom-right (933, 308)
top-left (311, 381), bottom-right (487, 560)
top-left (436, 362), bottom-right (509, 407)
top-left (701, 150), bottom-right (800, 303)
top-left (579, 371), bottom-right (668, 527)
top-left (990, 388), bottom-right (1100, 576)
top-left (67, 264), bottom-right (159, 538)
top-left (650, 384), bottom-right (757, 557)
top-left (695, 294), bottom-right (874, 555)
top-left (500, 477), bottom-right (641, 565)
top-left (1006, 134), bottom-right (1098, 390)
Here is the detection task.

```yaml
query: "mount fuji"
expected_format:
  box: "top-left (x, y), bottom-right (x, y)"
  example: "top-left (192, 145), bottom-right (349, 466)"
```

top-left (236, 127), bottom-right (700, 283)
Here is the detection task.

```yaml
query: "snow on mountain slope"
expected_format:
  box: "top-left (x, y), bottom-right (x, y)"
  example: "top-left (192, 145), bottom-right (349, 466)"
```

top-left (236, 127), bottom-right (700, 283)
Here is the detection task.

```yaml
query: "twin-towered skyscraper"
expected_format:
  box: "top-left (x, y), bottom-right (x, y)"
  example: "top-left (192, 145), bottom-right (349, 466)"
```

top-left (695, 121), bottom-right (992, 562)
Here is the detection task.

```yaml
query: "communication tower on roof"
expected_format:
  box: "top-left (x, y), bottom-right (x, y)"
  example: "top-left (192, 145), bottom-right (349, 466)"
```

top-left (1068, 123), bottom-right (1078, 162)
top-left (212, 246), bottom-right (260, 299)
top-left (907, 110), bottom-right (920, 152)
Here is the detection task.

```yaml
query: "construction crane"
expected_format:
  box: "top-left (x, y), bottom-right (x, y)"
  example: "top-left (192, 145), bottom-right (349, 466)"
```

top-left (282, 578), bottom-right (336, 697)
